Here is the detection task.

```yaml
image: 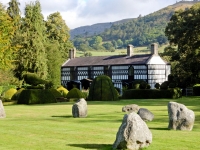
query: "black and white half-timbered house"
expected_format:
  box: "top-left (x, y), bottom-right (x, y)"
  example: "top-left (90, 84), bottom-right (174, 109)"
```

top-left (61, 43), bottom-right (171, 91)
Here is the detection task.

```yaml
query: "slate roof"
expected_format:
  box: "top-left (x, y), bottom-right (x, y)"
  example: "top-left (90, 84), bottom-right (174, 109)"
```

top-left (62, 54), bottom-right (153, 67)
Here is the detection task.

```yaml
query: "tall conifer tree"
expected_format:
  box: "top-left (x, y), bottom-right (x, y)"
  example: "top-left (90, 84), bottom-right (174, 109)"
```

top-left (15, 0), bottom-right (48, 80)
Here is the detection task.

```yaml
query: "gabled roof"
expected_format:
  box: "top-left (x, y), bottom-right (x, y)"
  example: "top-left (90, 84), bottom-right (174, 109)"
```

top-left (62, 54), bottom-right (155, 67)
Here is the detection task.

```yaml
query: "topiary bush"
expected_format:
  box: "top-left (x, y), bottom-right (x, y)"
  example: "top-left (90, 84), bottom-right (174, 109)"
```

top-left (160, 81), bottom-right (169, 90)
top-left (154, 83), bottom-right (160, 89)
top-left (57, 86), bottom-right (69, 97)
top-left (66, 88), bottom-right (84, 99)
top-left (139, 81), bottom-right (148, 89)
top-left (17, 89), bottom-right (57, 104)
top-left (88, 75), bottom-right (118, 101)
top-left (49, 88), bottom-right (63, 98)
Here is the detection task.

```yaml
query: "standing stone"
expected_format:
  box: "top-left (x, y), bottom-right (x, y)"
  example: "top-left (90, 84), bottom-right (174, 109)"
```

top-left (122, 104), bottom-right (140, 113)
top-left (0, 100), bottom-right (6, 118)
top-left (113, 112), bottom-right (152, 150)
top-left (137, 108), bottom-right (154, 122)
top-left (72, 98), bottom-right (87, 118)
top-left (168, 102), bottom-right (195, 131)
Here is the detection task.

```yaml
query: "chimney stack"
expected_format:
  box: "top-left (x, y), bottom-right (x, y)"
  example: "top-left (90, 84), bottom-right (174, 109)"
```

top-left (151, 43), bottom-right (158, 55)
top-left (69, 48), bottom-right (76, 59)
top-left (127, 44), bottom-right (134, 57)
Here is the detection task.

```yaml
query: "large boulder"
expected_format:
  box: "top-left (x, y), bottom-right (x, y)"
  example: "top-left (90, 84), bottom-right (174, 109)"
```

top-left (168, 102), bottom-right (195, 131)
top-left (0, 100), bottom-right (6, 118)
top-left (72, 98), bottom-right (87, 118)
top-left (122, 104), bottom-right (140, 113)
top-left (113, 112), bottom-right (152, 150)
top-left (137, 108), bottom-right (154, 122)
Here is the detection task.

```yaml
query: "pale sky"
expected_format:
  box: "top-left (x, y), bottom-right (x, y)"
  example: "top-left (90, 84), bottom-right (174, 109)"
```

top-left (1, 0), bottom-right (178, 29)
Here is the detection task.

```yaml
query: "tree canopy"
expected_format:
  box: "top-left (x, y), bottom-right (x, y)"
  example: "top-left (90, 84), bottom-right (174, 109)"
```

top-left (165, 3), bottom-right (200, 85)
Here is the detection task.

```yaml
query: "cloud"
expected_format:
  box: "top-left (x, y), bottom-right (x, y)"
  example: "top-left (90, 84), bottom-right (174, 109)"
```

top-left (1, 0), bottom-right (176, 29)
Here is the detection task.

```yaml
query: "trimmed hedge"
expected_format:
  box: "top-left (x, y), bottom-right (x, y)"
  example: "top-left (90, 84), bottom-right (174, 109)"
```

top-left (66, 88), bottom-right (84, 99)
top-left (88, 75), bottom-right (118, 101)
top-left (122, 88), bottom-right (182, 99)
top-left (17, 89), bottom-right (57, 104)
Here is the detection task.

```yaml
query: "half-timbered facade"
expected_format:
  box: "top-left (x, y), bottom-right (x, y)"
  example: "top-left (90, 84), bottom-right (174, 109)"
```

top-left (61, 43), bottom-right (171, 90)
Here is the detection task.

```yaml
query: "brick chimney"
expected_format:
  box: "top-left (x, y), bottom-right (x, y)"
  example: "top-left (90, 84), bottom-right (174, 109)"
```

top-left (69, 48), bottom-right (76, 59)
top-left (127, 44), bottom-right (134, 57)
top-left (151, 43), bottom-right (158, 55)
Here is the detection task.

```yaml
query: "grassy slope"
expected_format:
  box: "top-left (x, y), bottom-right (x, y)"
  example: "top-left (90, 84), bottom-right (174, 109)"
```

top-left (1, 96), bottom-right (200, 150)
top-left (76, 45), bottom-right (167, 57)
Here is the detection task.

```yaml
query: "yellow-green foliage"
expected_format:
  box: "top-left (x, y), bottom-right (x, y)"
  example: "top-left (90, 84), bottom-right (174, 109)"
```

top-left (3, 88), bottom-right (17, 101)
top-left (66, 88), bottom-right (84, 99)
top-left (57, 86), bottom-right (68, 97)
top-left (11, 88), bottom-right (25, 101)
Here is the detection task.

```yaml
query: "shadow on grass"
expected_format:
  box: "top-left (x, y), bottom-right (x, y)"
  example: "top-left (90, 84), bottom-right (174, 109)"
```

top-left (149, 127), bottom-right (169, 130)
top-left (68, 144), bottom-right (112, 150)
top-left (51, 115), bottom-right (72, 118)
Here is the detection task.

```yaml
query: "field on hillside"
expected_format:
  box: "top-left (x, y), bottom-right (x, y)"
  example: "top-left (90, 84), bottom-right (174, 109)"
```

top-left (76, 45), bottom-right (167, 57)
top-left (1, 96), bottom-right (200, 150)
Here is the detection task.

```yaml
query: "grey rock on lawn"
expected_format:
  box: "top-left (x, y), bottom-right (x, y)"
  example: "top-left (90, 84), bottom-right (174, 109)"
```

top-left (113, 112), bottom-right (152, 150)
top-left (0, 100), bottom-right (6, 118)
top-left (72, 98), bottom-right (87, 118)
top-left (122, 104), bottom-right (140, 113)
top-left (137, 108), bottom-right (154, 122)
top-left (168, 102), bottom-right (195, 131)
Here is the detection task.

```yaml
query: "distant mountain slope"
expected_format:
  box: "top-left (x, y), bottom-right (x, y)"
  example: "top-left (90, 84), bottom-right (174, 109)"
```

top-left (70, 1), bottom-right (199, 40)
top-left (70, 18), bottom-right (135, 39)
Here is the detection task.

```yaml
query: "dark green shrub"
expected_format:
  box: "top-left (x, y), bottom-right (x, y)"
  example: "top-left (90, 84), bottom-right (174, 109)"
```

top-left (131, 80), bottom-right (144, 89)
top-left (26, 85), bottom-right (44, 89)
top-left (193, 84), bottom-right (200, 96)
top-left (147, 84), bottom-right (151, 89)
top-left (168, 74), bottom-right (174, 82)
top-left (57, 86), bottom-right (68, 97)
top-left (88, 75), bottom-right (118, 101)
top-left (160, 81), bottom-right (169, 90)
top-left (139, 81), bottom-right (148, 89)
top-left (17, 89), bottom-right (56, 104)
top-left (154, 83), bottom-right (160, 89)
top-left (11, 88), bottom-right (25, 101)
top-left (23, 73), bottom-right (47, 85)
top-left (169, 83), bottom-right (176, 88)
top-left (49, 89), bottom-right (63, 98)
top-left (66, 88), bottom-right (84, 99)
top-left (23, 73), bottom-right (52, 89)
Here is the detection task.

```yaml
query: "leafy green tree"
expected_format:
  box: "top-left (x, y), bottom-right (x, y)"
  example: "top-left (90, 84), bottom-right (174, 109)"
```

top-left (165, 3), bottom-right (200, 84)
top-left (15, 1), bottom-right (48, 80)
top-left (102, 42), bottom-right (113, 50)
top-left (0, 3), bottom-right (16, 70)
top-left (45, 12), bottom-right (73, 62)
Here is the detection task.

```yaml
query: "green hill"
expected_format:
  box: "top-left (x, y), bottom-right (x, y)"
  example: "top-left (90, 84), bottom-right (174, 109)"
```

top-left (72, 1), bottom-right (199, 51)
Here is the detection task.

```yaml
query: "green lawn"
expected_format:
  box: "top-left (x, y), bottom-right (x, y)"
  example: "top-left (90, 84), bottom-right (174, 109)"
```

top-left (1, 96), bottom-right (200, 150)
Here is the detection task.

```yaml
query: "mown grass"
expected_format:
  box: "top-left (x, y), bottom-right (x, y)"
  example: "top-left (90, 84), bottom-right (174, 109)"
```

top-left (1, 96), bottom-right (200, 150)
